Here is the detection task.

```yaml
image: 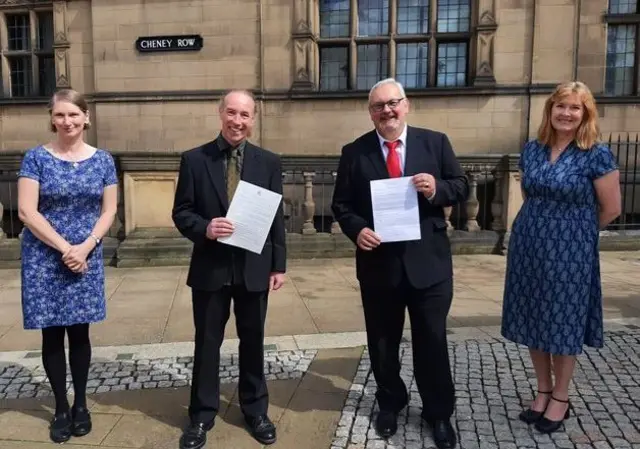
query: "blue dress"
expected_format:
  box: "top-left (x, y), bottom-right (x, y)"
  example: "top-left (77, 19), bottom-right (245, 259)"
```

top-left (18, 146), bottom-right (118, 330)
top-left (501, 139), bottom-right (618, 355)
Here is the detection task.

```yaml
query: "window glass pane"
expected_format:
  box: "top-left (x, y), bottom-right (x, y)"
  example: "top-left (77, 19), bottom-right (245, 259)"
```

top-left (9, 57), bottom-right (33, 97)
top-left (396, 43), bottom-right (428, 88)
top-left (398, 0), bottom-right (429, 34)
top-left (605, 25), bottom-right (636, 95)
top-left (437, 0), bottom-right (470, 33)
top-left (608, 0), bottom-right (638, 14)
top-left (37, 11), bottom-right (54, 51)
top-left (356, 44), bottom-right (389, 89)
top-left (437, 42), bottom-right (466, 86)
top-left (7, 14), bottom-right (30, 51)
top-left (320, 47), bottom-right (349, 91)
top-left (39, 55), bottom-right (56, 97)
top-left (320, 0), bottom-right (350, 38)
top-left (358, 0), bottom-right (389, 36)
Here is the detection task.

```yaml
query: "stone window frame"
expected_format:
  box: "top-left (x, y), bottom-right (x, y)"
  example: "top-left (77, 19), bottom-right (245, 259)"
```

top-left (0, 0), bottom-right (70, 100)
top-left (291, 0), bottom-right (498, 92)
top-left (604, 1), bottom-right (640, 96)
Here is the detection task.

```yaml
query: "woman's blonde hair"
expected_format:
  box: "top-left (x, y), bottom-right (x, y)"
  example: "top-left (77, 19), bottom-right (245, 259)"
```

top-left (537, 81), bottom-right (599, 150)
top-left (47, 89), bottom-right (91, 132)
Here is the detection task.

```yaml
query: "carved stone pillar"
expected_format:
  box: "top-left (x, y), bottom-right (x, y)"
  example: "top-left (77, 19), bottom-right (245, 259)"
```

top-left (114, 177), bottom-right (126, 239)
top-left (0, 197), bottom-right (4, 239)
top-left (281, 172), bottom-right (289, 233)
top-left (444, 206), bottom-right (454, 236)
top-left (491, 168), bottom-right (504, 231)
top-left (330, 171), bottom-right (342, 234)
top-left (302, 172), bottom-right (316, 234)
top-left (291, 0), bottom-right (314, 91)
top-left (473, 1), bottom-right (497, 86)
top-left (465, 171), bottom-right (481, 232)
top-left (53, 1), bottom-right (71, 88)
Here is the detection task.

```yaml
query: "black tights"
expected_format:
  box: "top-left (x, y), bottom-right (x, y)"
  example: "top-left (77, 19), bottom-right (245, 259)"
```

top-left (41, 323), bottom-right (92, 415)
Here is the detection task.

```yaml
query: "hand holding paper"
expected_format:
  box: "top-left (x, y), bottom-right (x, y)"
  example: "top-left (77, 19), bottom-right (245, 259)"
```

top-left (370, 176), bottom-right (421, 243)
top-left (218, 180), bottom-right (283, 254)
top-left (206, 217), bottom-right (234, 240)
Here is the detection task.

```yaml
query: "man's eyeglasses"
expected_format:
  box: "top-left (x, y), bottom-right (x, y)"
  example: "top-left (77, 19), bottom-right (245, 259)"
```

top-left (370, 98), bottom-right (405, 112)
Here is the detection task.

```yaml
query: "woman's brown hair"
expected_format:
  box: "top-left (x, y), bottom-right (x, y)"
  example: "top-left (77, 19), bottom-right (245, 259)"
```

top-left (537, 81), bottom-right (599, 150)
top-left (48, 89), bottom-right (91, 132)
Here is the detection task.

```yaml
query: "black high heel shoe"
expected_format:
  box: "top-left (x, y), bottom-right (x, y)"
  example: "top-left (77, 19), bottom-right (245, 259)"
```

top-left (519, 390), bottom-right (551, 424)
top-left (534, 396), bottom-right (571, 434)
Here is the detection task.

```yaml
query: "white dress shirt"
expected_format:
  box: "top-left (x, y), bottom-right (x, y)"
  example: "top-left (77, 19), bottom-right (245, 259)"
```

top-left (376, 125), bottom-right (436, 200)
top-left (376, 125), bottom-right (408, 175)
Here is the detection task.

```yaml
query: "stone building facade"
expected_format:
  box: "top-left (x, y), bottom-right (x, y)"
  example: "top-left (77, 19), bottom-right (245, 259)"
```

top-left (0, 0), bottom-right (638, 155)
top-left (1, 0), bottom-right (639, 264)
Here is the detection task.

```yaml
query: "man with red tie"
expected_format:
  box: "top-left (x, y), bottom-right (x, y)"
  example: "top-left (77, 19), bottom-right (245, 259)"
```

top-left (331, 78), bottom-right (468, 449)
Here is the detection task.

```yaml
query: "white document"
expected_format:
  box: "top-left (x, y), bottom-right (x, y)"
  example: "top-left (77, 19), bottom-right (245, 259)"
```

top-left (370, 177), bottom-right (421, 243)
top-left (218, 180), bottom-right (282, 254)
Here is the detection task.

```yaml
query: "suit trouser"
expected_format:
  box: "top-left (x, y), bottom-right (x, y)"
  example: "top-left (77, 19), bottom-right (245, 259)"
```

top-left (189, 286), bottom-right (269, 424)
top-left (360, 273), bottom-right (455, 420)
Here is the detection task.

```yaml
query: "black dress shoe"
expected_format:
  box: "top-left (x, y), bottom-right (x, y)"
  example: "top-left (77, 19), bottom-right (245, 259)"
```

top-left (179, 420), bottom-right (215, 449)
top-left (428, 419), bottom-right (457, 449)
top-left (534, 396), bottom-right (571, 434)
top-left (71, 405), bottom-right (92, 437)
top-left (375, 410), bottom-right (398, 439)
top-left (49, 411), bottom-right (72, 444)
top-left (519, 390), bottom-right (552, 424)
top-left (245, 415), bottom-right (276, 445)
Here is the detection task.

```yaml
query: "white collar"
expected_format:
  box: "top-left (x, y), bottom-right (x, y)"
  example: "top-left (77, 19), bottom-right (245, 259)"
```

top-left (376, 125), bottom-right (408, 149)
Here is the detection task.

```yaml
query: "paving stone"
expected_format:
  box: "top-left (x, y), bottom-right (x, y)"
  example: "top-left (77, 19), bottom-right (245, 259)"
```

top-left (329, 329), bottom-right (640, 448)
top-left (0, 349), bottom-right (318, 397)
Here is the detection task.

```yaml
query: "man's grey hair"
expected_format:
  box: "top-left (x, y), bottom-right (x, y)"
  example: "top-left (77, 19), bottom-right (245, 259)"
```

top-left (368, 78), bottom-right (406, 102)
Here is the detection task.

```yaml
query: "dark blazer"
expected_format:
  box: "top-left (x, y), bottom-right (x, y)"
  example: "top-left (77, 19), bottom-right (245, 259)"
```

top-left (331, 126), bottom-right (468, 289)
top-left (172, 139), bottom-right (286, 292)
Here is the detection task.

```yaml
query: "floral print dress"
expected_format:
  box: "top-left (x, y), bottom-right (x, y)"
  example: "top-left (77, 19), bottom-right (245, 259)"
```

top-left (18, 146), bottom-right (118, 329)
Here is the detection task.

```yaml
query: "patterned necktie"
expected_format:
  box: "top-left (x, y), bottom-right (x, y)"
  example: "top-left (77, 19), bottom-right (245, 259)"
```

top-left (385, 140), bottom-right (402, 178)
top-left (226, 149), bottom-right (239, 202)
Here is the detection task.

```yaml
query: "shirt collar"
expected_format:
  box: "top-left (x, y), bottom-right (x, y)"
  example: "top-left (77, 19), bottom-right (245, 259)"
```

top-left (217, 133), bottom-right (246, 155)
top-left (376, 125), bottom-right (408, 150)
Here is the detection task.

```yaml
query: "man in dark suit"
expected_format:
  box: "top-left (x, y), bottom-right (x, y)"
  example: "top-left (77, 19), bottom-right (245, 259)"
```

top-left (331, 78), bottom-right (468, 449)
top-left (172, 90), bottom-right (286, 449)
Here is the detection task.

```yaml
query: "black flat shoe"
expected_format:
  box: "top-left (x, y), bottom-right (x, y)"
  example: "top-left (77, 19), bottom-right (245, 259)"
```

top-left (245, 415), bottom-right (276, 445)
top-left (71, 406), bottom-right (92, 437)
top-left (534, 396), bottom-right (571, 434)
top-left (519, 390), bottom-right (552, 424)
top-left (179, 420), bottom-right (215, 449)
top-left (375, 410), bottom-right (398, 439)
top-left (428, 419), bottom-right (457, 449)
top-left (49, 411), bottom-right (72, 444)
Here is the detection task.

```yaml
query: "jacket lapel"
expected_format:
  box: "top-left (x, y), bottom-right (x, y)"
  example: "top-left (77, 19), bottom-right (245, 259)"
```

top-left (241, 143), bottom-right (261, 185)
top-left (403, 126), bottom-right (423, 177)
top-left (202, 140), bottom-right (229, 210)
top-left (365, 131), bottom-right (389, 179)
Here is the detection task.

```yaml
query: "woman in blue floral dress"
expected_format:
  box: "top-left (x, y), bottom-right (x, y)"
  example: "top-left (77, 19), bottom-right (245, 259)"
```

top-left (17, 89), bottom-right (118, 443)
top-left (501, 82), bottom-right (621, 434)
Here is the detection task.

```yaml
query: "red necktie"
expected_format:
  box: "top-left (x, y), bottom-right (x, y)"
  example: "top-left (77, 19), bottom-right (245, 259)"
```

top-left (385, 140), bottom-right (402, 178)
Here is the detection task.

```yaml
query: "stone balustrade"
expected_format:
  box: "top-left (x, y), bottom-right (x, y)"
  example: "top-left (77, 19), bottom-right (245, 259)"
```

top-left (1, 148), bottom-right (637, 267)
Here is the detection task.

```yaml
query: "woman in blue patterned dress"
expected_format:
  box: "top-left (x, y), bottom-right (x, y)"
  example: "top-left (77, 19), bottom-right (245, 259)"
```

top-left (501, 81), bottom-right (621, 434)
top-left (17, 89), bottom-right (118, 443)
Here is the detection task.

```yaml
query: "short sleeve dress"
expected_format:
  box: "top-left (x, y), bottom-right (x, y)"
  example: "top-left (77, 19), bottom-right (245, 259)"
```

top-left (18, 146), bottom-right (118, 330)
top-left (501, 140), bottom-right (618, 355)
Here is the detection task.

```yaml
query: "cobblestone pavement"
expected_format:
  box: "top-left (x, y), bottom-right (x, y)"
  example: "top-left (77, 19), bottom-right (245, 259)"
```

top-left (332, 327), bottom-right (640, 449)
top-left (0, 349), bottom-right (316, 399)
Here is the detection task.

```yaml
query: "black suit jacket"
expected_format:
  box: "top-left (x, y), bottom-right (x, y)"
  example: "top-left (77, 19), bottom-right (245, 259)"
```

top-left (172, 139), bottom-right (286, 292)
top-left (331, 126), bottom-right (468, 289)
